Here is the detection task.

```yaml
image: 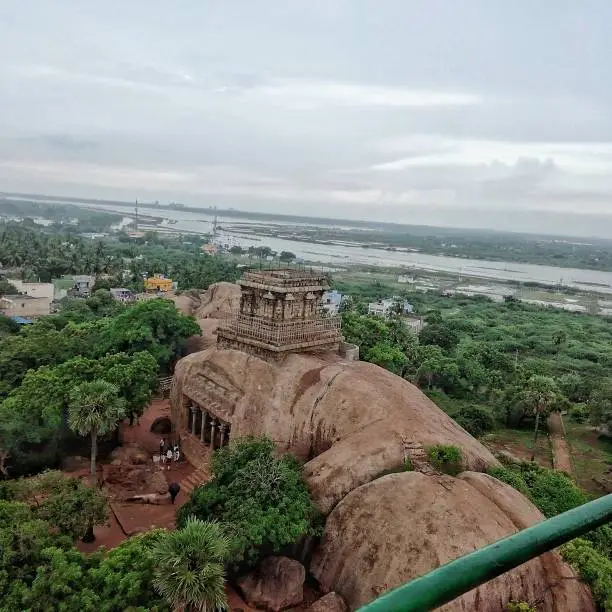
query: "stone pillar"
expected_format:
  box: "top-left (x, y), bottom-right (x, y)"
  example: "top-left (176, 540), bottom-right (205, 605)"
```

top-left (210, 418), bottom-right (217, 450)
top-left (219, 423), bottom-right (227, 448)
top-left (200, 410), bottom-right (207, 443)
top-left (190, 404), bottom-right (198, 435)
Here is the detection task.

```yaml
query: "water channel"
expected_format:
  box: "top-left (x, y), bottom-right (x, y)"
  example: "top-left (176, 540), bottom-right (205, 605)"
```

top-left (91, 204), bottom-right (612, 294)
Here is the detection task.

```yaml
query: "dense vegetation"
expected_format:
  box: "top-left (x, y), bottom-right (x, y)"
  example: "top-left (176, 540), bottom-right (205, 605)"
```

top-left (490, 461), bottom-right (612, 609)
top-left (0, 222), bottom-right (239, 287)
top-left (0, 485), bottom-right (229, 612)
top-left (337, 277), bottom-right (612, 436)
top-left (178, 437), bottom-right (321, 568)
top-left (0, 294), bottom-right (199, 476)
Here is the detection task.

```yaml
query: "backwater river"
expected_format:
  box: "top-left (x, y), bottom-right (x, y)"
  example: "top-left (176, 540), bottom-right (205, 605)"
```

top-left (91, 204), bottom-right (612, 293)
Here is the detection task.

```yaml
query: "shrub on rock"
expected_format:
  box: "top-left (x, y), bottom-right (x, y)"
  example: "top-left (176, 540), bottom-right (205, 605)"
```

top-left (178, 436), bottom-right (320, 567)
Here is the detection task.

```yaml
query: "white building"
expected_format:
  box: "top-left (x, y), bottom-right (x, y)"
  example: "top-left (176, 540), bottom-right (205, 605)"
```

top-left (368, 297), bottom-right (414, 318)
top-left (322, 290), bottom-right (345, 315)
top-left (398, 274), bottom-right (415, 284)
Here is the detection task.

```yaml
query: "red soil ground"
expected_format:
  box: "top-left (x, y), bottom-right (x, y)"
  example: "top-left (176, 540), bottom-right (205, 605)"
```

top-left (74, 399), bottom-right (258, 611)
top-left (548, 412), bottom-right (573, 475)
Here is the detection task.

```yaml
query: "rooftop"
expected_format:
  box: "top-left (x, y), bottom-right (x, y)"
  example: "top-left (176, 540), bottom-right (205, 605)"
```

top-left (239, 268), bottom-right (331, 293)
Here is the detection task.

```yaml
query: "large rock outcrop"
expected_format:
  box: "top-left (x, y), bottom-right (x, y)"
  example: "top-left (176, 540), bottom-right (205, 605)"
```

top-left (311, 471), bottom-right (594, 611)
top-left (172, 348), bottom-right (499, 513)
top-left (171, 282), bottom-right (241, 352)
top-left (194, 281), bottom-right (241, 320)
top-left (171, 284), bottom-right (594, 610)
top-left (238, 556), bottom-right (306, 611)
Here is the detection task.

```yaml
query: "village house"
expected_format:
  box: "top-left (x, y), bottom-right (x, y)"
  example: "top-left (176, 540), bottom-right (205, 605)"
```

top-left (0, 294), bottom-right (51, 318)
top-left (368, 297), bottom-right (414, 318)
top-left (72, 275), bottom-right (95, 297)
top-left (144, 274), bottom-right (174, 293)
top-left (322, 289), bottom-right (345, 315)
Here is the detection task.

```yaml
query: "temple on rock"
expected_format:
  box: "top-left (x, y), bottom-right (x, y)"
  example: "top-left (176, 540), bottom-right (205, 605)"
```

top-left (177, 268), bottom-right (342, 457)
top-left (216, 268), bottom-right (342, 359)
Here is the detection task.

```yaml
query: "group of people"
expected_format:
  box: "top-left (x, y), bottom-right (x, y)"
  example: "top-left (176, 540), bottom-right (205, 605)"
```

top-left (159, 438), bottom-right (180, 469)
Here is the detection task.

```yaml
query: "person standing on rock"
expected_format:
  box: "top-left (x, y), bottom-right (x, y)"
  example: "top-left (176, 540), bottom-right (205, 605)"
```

top-left (159, 438), bottom-right (165, 459)
top-left (166, 447), bottom-right (173, 470)
top-left (168, 482), bottom-right (180, 504)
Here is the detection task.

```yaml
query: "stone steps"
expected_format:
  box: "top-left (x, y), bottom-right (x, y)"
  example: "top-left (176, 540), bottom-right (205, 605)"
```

top-left (180, 466), bottom-right (211, 496)
top-left (400, 437), bottom-right (438, 476)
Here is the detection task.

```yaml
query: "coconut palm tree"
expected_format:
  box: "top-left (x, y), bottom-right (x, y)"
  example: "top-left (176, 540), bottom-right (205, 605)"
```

top-left (152, 518), bottom-right (231, 612)
top-left (522, 375), bottom-right (559, 460)
top-left (68, 380), bottom-right (126, 481)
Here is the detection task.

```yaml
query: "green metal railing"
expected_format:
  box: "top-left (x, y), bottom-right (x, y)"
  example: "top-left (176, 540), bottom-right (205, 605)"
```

top-left (358, 494), bottom-right (612, 612)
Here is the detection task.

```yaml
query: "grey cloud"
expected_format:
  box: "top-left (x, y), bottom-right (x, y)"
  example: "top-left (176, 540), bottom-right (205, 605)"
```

top-left (1, 1), bottom-right (612, 235)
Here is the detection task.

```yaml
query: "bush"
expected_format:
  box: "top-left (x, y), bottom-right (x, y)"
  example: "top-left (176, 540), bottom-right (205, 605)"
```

top-left (427, 444), bottom-right (463, 475)
top-left (489, 462), bottom-right (612, 573)
top-left (177, 437), bottom-right (320, 567)
top-left (490, 462), bottom-right (588, 517)
top-left (404, 457), bottom-right (414, 471)
top-left (454, 405), bottom-right (495, 437)
top-left (488, 465), bottom-right (530, 497)
top-left (569, 403), bottom-right (589, 423)
top-left (505, 603), bottom-right (536, 612)
top-left (561, 539), bottom-right (612, 610)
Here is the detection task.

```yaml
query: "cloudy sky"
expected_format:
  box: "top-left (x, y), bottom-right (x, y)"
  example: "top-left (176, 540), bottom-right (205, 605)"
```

top-left (1, 1), bottom-right (612, 236)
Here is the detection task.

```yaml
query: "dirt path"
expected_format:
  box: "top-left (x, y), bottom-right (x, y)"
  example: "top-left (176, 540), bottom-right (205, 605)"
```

top-left (548, 412), bottom-right (573, 476)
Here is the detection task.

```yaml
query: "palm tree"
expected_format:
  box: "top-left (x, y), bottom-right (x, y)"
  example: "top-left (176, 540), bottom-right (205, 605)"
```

top-left (68, 380), bottom-right (126, 481)
top-left (522, 375), bottom-right (559, 461)
top-left (152, 518), bottom-right (231, 612)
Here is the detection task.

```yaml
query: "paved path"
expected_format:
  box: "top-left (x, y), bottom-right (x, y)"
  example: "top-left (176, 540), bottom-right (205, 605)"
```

top-left (548, 412), bottom-right (573, 476)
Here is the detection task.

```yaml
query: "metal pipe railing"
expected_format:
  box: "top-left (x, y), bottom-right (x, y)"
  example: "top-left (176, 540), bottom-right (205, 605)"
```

top-left (358, 494), bottom-right (612, 612)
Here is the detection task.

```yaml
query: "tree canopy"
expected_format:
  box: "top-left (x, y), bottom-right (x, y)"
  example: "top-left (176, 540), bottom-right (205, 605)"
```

top-left (178, 437), bottom-right (320, 567)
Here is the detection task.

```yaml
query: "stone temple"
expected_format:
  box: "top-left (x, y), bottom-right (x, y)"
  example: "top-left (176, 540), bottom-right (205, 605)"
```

top-left (216, 268), bottom-right (342, 359)
top-left (175, 268), bottom-right (343, 457)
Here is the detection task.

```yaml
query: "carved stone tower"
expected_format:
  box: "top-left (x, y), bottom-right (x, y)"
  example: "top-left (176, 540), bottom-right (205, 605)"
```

top-left (216, 268), bottom-right (341, 359)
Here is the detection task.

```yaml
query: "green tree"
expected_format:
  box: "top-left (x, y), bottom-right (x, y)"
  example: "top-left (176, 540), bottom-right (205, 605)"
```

top-left (589, 379), bottom-right (612, 434)
top-left (0, 366), bottom-right (65, 474)
top-left (0, 499), bottom-right (76, 609)
top-left (454, 405), bottom-right (495, 437)
top-left (98, 351), bottom-right (158, 424)
top-left (0, 314), bottom-right (19, 336)
top-left (0, 277), bottom-right (18, 296)
top-left (152, 518), bottom-right (230, 612)
top-left (279, 251), bottom-right (296, 263)
top-left (521, 375), bottom-right (560, 459)
top-left (97, 299), bottom-right (200, 371)
top-left (416, 345), bottom-right (460, 391)
top-left (365, 342), bottom-right (407, 375)
top-left (178, 437), bottom-right (320, 567)
top-left (68, 380), bottom-right (126, 481)
top-left (29, 471), bottom-right (108, 541)
top-left (552, 329), bottom-right (567, 347)
top-left (419, 322), bottom-right (460, 352)
top-left (89, 529), bottom-right (169, 612)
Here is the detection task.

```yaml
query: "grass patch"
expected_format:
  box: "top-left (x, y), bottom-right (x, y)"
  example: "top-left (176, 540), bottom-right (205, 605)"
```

top-left (483, 427), bottom-right (553, 469)
top-left (565, 422), bottom-right (612, 495)
top-left (427, 444), bottom-right (463, 476)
